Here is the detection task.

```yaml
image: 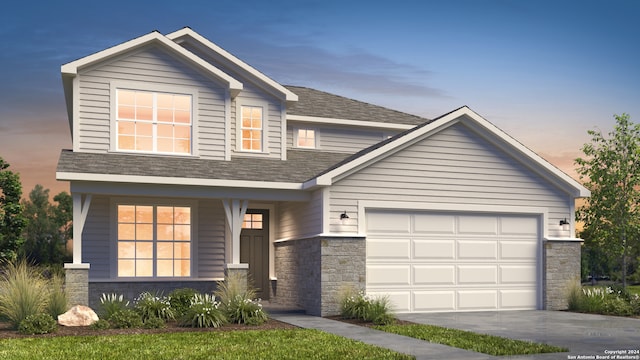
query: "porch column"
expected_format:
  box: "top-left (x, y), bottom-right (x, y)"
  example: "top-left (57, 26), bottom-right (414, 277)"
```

top-left (64, 193), bottom-right (92, 306)
top-left (222, 199), bottom-right (249, 264)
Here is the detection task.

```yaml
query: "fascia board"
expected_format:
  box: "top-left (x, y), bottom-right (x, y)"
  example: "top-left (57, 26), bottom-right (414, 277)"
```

top-left (56, 171), bottom-right (303, 190)
top-left (287, 114), bottom-right (415, 130)
top-left (460, 109), bottom-right (590, 198)
top-left (166, 28), bottom-right (297, 102)
top-left (60, 31), bottom-right (243, 95)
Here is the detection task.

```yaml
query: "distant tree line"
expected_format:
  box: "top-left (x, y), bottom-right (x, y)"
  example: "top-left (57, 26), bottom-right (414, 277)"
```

top-left (0, 157), bottom-right (72, 265)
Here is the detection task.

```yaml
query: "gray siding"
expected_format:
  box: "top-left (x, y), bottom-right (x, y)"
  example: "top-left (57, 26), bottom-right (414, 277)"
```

top-left (83, 196), bottom-right (110, 279)
top-left (77, 45), bottom-right (227, 159)
top-left (84, 196), bottom-right (226, 280)
top-left (277, 189), bottom-right (323, 240)
top-left (197, 200), bottom-right (226, 278)
top-left (286, 124), bottom-right (389, 153)
top-left (329, 123), bottom-right (571, 236)
top-left (231, 82), bottom-right (283, 158)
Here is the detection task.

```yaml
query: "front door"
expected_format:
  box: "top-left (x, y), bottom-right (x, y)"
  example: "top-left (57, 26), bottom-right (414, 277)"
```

top-left (240, 209), bottom-right (270, 299)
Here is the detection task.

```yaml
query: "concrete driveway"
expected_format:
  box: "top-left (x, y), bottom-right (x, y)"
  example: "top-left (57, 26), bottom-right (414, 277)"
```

top-left (397, 310), bottom-right (640, 359)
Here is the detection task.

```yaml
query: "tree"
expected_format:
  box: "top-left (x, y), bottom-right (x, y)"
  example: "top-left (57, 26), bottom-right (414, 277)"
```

top-left (0, 157), bottom-right (27, 262)
top-left (576, 113), bottom-right (640, 287)
top-left (21, 185), bottom-right (72, 264)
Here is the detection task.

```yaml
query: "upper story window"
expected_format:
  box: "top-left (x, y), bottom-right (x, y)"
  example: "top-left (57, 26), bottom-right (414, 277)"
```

top-left (240, 106), bottom-right (263, 151)
top-left (296, 128), bottom-right (316, 148)
top-left (117, 89), bottom-right (192, 154)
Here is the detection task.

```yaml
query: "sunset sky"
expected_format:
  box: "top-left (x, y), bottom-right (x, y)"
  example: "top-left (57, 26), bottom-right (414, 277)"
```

top-left (1, 0), bottom-right (639, 198)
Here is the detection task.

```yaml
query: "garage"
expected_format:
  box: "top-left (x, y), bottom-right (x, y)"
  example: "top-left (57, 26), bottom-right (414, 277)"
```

top-left (366, 210), bottom-right (540, 313)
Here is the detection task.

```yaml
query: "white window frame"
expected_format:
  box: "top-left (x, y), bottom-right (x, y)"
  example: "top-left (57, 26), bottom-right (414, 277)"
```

top-left (110, 81), bottom-right (199, 156)
top-left (235, 99), bottom-right (269, 154)
top-left (110, 198), bottom-right (197, 280)
top-left (294, 127), bottom-right (318, 149)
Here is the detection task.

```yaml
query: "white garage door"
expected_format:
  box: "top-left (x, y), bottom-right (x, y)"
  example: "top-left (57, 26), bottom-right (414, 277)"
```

top-left (366, 210), bottom-right (539, 313)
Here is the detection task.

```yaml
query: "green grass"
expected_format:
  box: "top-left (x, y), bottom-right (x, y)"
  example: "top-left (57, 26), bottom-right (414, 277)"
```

top-left (627, 285), bottom-right (640, 296)
top-left (375, 324), bottom-right (568, 356)
top-left (0, 329), bottom-right (411, 360)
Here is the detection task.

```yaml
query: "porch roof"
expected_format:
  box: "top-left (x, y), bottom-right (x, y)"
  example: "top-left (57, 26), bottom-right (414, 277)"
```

top-left (57, 149), bottom-right (349, 184)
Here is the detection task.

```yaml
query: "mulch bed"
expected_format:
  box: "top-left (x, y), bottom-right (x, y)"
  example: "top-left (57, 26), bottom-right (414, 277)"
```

top-left (0, 319), bottom-right (298, 339)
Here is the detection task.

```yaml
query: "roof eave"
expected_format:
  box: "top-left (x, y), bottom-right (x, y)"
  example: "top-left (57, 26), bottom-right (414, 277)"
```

top-left (166, 27), bottom-right (297, 102)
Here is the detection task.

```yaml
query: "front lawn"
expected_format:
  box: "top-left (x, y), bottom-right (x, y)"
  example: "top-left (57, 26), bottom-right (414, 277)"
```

top-left (0, 329), bottom-right (412, 360)
top-left (374, 324), bottom-right (568, 356)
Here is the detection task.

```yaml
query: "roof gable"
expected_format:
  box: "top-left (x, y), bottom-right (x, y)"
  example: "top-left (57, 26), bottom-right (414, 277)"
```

top-left (305, 106), bottom-right (590, 198)
top-left (61, 31), bottom-right (243, 95)
top-left (166, 27), bottom-right (297, 103)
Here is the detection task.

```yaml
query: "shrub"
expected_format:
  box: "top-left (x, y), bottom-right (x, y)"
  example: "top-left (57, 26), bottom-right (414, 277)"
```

top-left (134, 292), bottom-right (174, 321)
top-left (0, 260), bottom-right (50, 328)
top-left (180, 293), bottom-right (226, 328)
top-left (109, 309), bottom-right (143, 329)
top-left (215, 273), bottom-right (268, 325)
top-left (143, 316), bottom-right (166, 329)
top-left (90, 318), bottom-right (111, 330)
top-left (46, 274), bottom-right (68, 318)
top-left (18, 313), bottom-right (57, 335)
top-left (98, 293), bottom-right (129, 320)
top-left (569, 285), bottom-right (640, 317)
top-left (339, 288), bottom-right (395, 324)
top-left (168, 288), bottom-right (199, 317)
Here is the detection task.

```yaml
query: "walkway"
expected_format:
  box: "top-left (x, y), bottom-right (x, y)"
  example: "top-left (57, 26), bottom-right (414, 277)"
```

top-left (271, 311), bottom-right (640, 360)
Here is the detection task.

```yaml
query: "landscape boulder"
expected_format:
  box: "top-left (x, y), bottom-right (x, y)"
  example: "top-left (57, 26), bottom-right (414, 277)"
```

top-left (58, 305), bottom-right (99, 326)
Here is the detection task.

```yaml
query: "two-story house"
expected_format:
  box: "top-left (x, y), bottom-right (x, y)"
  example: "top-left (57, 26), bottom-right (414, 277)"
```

top-left (57, 27), bottom-right (589, 316)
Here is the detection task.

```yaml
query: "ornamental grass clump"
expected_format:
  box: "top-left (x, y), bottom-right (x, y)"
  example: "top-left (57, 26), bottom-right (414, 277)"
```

top-left (134, 292), bottom-right (175, 321)
top-left (180, 293), bottom-right (226, 328)
top-left (46, 273), bottom-right (69, 319)
top-left (98, 293), bottom-right (130, 321)
top-left (0, 260), bottom-right (50, 328)
top-left (215, 273), bottom-right (268, 325)
top-left (339, 288), bottom-right (395, 325)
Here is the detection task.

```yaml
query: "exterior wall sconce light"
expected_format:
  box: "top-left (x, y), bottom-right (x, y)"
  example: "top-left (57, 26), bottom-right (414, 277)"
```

top-left (340, 211), bottom-right (349, 222)
top-left (559, 218), bottom-right (570, 231)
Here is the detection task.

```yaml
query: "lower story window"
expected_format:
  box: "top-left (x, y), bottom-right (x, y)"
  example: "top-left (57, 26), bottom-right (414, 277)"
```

top-left (117, 204), bottom-right (191, 277)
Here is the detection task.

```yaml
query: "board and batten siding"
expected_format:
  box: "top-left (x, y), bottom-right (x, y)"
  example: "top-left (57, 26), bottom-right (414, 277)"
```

top-left (329, 123), bottom-right (572, 236)
top-left (286, 124), bottom-right (387, 153)
top-left (82, 196), bottom-right (227, 280)
top-left (76, 45), bottom-right (227, 159)
top-left (277, 189), bottom-right (324, 240)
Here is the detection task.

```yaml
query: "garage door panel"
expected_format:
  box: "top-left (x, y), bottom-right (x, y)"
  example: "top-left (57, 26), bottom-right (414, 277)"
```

top-left (500, 242), bottom-right (537, 259)
top-left (500, 217), bottom-right (538, 235)
top-left (458, 290), bottom-right (498, 310)
top-left (458, 265), bottom-right (497, 285)
top-left (458, 240), bottom-right (497, 259)
top-left (414, 291), bottom-right (455, 311)
top-left (367, 239), bottom-right (410, 259)
top-left (413, 214), bottom-right (455, 234)
top-left (367, 212), bottom-right (410, 233)
top-left (367, 265), bottom-right (410, 286)
top-left (413, 239), bottom-right (455, 259)
top-left (366, 210), bottom-right (539, 313)
top-left (414, 265), bottom-right (455, 285)
top-left (500, 265), bottom-right (537, 284)
top-left (458, 216), bottom-right (498, 235)
top-left (500, 289), bottom-right (537, 309)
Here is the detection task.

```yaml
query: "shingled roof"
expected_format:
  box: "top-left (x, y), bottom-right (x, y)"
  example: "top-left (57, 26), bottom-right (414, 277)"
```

top-left (57, 149), bottom-right (350, 183)
top-left (285, 85), bottom-right (429, 126)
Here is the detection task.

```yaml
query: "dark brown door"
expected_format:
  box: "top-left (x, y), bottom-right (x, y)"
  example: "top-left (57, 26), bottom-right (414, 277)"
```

top-left (240, 209), bottom-right (269, 299)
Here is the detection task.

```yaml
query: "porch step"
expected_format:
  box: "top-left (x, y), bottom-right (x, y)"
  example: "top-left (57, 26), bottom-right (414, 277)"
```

top-left (262, 301), bottom-right (306, 315)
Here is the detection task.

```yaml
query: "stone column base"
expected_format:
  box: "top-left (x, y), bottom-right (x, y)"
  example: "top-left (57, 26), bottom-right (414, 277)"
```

top-left (544, 240), bottom-right (582, 310)
top-left (225, 263), bottom-right (249, 293)
top-left (64, 263), bottom-right (90, 307)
